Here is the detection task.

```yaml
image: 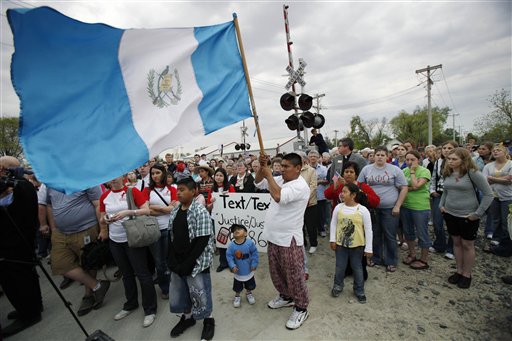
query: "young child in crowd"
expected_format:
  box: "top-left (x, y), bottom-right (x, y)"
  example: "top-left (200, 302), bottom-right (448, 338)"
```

top-left (168, 177), bottom-right (215, 340)
top-left (330, 183), bottom-right (373, 303)
top-left (226, 224), bottom-right (259, 308)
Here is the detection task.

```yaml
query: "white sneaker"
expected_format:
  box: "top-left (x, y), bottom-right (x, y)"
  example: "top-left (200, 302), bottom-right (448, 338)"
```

top-left (233, 296), bottom-right (241, 308)
top-left (309, 246), bottom-right (317, 254)
top-left (114, 309), bottom-right (133, 321)
top-left (428, 246), bottom-right (437, 253)
top-left (285, 308), bottom-right (309, 330)
top-left (490, 240), bottom-right (500, 246)
top-left (486, 233), bottom-right (493, 240)
top-left (246, 293), bottom-right (255, 305)
top-left (143, 314), bottom-right (156, 328)
top-left (444, 252), bottom-right (455, 260)
top-left (320, 231), bottom-right (327, 237)
top-left (267, 295), bottom-right (294, 309)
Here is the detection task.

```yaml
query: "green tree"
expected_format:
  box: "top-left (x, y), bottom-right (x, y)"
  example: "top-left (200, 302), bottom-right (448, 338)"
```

top-left (346, 115), bottom-right (390, 149)
top-left (389, 106), bottom-right (449, 147)
top-left (438, 128), bottom-right (461, 143)
top-left (0, 117), bottom-right (23, 158)
top-left (474, 89), bottom-right (512, 142)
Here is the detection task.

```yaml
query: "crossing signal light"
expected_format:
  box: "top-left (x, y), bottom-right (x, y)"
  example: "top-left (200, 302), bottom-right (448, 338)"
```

top-left (285, 115), bottom-right (304, 131)
top-left (235, 143), bottom-right (251, 151)
top-left (298, 94), bottom-right (313, 111)
top-left (311, 113), bottom-right (325, 129)
top-left (280, 93), bottom-right (295, 111)
top-left (299, 112), bottom-right (325, 129)
top-left (301, 111), bottom-right (315, 128)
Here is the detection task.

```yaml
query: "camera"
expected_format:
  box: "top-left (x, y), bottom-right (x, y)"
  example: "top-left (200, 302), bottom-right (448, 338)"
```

top-left (0, 167), bottom-right (33, 194)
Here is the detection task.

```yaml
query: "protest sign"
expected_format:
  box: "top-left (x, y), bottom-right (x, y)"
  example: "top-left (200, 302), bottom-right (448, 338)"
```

top-left (211, 192), bottom-right (271, 252)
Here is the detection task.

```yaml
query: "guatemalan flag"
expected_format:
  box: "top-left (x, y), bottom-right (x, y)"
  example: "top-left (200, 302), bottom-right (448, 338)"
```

top-left (7, 7), bottom-right (252, 194)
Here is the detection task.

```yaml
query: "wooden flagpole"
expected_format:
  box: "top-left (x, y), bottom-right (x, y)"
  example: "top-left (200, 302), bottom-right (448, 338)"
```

top-left (232, 13), bottom-right (265, 156)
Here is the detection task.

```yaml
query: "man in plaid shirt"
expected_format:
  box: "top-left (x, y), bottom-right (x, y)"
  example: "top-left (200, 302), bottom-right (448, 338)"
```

top-left (168, 177), bottom-right (215, 340)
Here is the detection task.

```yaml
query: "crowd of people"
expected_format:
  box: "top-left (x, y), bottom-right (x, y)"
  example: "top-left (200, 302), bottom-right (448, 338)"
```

top-left (1, 134), bottom-right (511, 339)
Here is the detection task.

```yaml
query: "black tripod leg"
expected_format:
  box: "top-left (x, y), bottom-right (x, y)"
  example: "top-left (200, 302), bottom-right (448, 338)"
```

top-left (1, 206), bottom-right (90, 338)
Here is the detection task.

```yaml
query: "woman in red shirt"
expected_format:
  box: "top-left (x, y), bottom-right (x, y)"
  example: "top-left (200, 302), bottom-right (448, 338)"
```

top-left (324, 161), bottom-right (380, 210)
top-left (142, 163), bottom-right (178, 300)
top-left (99, 175), bottom-right (157, 327)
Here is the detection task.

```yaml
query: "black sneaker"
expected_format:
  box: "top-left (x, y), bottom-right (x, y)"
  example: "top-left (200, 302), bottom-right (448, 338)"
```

top-left (201, 317), bottom-right (215, 340)
top-left (457, 275), bottom-right (472, 289)
top-left (93, 280), bottom-right (111, 309)
top-left (448, 273), bottom-right (462, 284)
top-left (77, 295), bottom-right (95, 316)
top-left (170, 315), bottom-right (196, 338)
top-left (357, 295), bottom-right (367, 304)
top-left (216, 265), bottom-right (228, 273)
top-left (331, 288), bottom-right (342, 297)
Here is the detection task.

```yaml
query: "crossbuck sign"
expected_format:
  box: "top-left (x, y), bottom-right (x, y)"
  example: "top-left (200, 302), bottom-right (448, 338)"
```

top-left (285, 58), bottom-right (307, 90)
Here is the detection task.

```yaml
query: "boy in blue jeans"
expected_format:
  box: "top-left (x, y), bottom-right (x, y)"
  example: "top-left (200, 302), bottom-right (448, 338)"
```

top-left (226, 224), bottom-right (259, 307)
top-left (168, 177), bottom-right (215, 340)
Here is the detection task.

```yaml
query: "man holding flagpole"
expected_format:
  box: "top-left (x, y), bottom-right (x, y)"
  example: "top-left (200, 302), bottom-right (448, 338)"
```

top-left (255, 153), bottom-right (310, 330)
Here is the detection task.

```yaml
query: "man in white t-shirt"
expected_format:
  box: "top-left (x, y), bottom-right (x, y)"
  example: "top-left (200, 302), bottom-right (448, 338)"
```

top-left (255, 153), bottom-right (310, 330)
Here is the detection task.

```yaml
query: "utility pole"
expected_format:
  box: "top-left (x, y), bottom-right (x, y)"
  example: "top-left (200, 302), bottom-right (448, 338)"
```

top-left (447, 112), bottom-right (460, 141)
top-left (334, 129), bottom-right (339, 148)
top-left (415, 64), bottom-right (442, 145)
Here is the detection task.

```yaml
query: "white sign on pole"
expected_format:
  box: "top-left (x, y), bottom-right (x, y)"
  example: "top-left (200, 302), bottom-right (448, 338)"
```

top-left (211, 192), bottom-right (271, 252)
top-left (284, 58), bottom-right (307, 90)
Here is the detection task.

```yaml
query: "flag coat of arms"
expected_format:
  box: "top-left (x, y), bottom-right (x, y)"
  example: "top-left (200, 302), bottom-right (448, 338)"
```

top-left (7, 6), bottom-right (252, 193)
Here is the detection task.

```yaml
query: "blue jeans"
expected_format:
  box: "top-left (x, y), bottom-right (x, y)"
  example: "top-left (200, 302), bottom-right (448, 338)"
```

top-left (431, 196), bottom-right (453, 253)
top-left (490, 198), bottom-right (512, 242)
top-left (372, 208), bottom-right (398, 266)
top-left (149, 229), bottom-right (170, 295)
top-left (334, 246), bottom-right (364, 296)
top-left (169, 270), bottom-right (213, 320)
top-left (109, 240), bottom-right (157, 315)
top-left (400, 208), bottom-right (432, 248)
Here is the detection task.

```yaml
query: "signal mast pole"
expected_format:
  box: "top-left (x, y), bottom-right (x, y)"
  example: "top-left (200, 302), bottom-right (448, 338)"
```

top-left (283, 5), bottom-right (302, 141)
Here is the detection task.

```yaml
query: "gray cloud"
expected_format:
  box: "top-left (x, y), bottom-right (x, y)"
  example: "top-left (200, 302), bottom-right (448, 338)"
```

top-left (1, 0), bottom-right (510, 156)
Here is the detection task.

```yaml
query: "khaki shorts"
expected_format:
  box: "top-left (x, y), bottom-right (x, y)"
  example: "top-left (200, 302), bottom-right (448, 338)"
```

top-left (50, 224), bottom-right (99, 275)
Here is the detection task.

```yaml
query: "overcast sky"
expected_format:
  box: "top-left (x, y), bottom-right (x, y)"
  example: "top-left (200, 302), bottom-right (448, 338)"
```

top-left (1, 0), bottom-right (510, 155)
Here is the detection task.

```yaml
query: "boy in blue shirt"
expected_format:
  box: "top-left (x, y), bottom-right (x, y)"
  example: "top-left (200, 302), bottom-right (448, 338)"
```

top-left (226, 224), bottom-right (259, 308)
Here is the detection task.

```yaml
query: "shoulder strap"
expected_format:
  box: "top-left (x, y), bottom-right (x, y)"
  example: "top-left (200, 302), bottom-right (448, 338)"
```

top-left (126, 187), bottom-right (136, 210)
top-left (153, 187), bottom-right (169, 206)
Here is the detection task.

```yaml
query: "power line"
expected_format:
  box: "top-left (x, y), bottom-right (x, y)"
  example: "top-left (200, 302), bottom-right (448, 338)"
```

top-left (6, 0), bottom-right (37, 9)
top-left (440, 69), bottom-right (461, 117)
top-left (329, 84), bottom-right (422, 110)
top-left (251, 78), bottom-right (284, 89)
top-left (433, 82), bottom-right (450, 109)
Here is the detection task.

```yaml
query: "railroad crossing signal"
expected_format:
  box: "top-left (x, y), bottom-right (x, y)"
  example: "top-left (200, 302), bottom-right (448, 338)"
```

top-left (285, 58), bottom-right (307, 89)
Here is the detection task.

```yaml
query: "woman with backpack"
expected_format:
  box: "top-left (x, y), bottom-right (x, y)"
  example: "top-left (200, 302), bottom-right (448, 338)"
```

top-left (440, 148), bottom-right (492, 288)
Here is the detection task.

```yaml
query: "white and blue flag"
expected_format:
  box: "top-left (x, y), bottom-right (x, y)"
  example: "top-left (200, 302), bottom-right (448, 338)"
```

top-left (7, 7), bottom-right (252, 193)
